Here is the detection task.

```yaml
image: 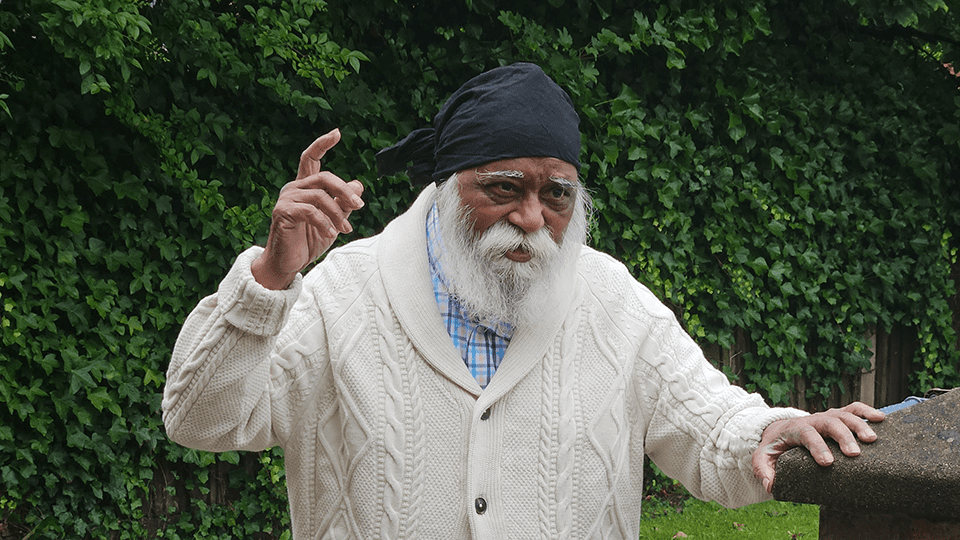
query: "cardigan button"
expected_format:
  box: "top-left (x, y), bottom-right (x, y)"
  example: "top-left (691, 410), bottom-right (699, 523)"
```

top-left (475, 497), bottom-right (487, 515)
top-left (480, 408), bottom-right (491, 420)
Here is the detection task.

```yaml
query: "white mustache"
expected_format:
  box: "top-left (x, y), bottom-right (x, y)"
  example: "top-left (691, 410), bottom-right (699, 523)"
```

top-left (476, 220), bottom-right (560, 264)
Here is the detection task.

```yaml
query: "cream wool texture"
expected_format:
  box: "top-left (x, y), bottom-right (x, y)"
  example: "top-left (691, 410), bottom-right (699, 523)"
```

top-left (162, 184), bottom-right (806, 539)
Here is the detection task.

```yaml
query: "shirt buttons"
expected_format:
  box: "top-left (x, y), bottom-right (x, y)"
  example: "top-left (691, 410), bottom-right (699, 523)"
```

top-left (475, 497), bottom-right (487, 514)
top-left (480, 408), bottom-right (491, 420)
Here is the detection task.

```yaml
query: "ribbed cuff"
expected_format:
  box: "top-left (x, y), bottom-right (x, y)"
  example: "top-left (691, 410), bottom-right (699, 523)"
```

top-left (218, 246), bottom-right (303, 336)
top-left (744, 406), bottom-right (810, 446)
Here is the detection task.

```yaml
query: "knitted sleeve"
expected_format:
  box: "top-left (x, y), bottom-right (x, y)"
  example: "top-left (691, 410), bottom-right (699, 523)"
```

top-left (161, 246), bottom-right (304, 452)
top-left (620, 264), bottom-right (808, 508)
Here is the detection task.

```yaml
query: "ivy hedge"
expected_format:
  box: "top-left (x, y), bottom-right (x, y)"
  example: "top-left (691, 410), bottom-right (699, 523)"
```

top-left (1, 0), bottom-right (958, 537)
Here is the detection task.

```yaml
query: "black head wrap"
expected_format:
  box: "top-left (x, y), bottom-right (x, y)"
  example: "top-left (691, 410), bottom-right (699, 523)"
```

top-left (376, 62), bottom-right (582, 185)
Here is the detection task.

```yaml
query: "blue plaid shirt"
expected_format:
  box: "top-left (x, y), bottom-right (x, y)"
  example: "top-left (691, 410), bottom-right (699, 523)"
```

top-left (426, 205), bottom-right (513, 389)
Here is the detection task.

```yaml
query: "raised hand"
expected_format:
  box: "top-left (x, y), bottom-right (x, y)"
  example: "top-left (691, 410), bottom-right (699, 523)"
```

top-left (251, 128), bottom-right (365, 290)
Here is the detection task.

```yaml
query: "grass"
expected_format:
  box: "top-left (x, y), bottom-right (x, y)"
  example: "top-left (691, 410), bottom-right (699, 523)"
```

top-left (639, 489), bottom-right (819, 540)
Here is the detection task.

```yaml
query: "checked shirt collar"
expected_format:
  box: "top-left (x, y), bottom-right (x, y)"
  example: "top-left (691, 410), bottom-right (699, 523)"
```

top-left (425, 203), bottom-right (513, 389)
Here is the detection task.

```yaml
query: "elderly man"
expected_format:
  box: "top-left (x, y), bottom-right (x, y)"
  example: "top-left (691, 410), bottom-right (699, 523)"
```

top-left (162, 63), bottom-right (882, 539)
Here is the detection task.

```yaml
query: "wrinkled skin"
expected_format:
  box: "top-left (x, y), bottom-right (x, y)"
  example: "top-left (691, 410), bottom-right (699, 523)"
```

top-left (753, 402), bottom-right (885, 493)
top-left (251, 129), bottom-right (365, 290)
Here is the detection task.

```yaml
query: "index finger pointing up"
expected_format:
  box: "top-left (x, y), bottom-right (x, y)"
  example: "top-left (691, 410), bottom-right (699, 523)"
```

top-left (297, 128), bottom-right (341, 180)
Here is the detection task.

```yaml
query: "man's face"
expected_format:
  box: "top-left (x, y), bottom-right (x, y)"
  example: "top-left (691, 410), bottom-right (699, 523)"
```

top-left (455, 157), bottom-right (579, 262)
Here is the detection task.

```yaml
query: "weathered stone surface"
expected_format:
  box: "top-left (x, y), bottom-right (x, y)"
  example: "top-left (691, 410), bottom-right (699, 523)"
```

top-left (772, 389), bottom-right (960, 520)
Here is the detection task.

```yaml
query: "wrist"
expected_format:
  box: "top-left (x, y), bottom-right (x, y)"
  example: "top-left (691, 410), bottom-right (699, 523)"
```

top-left (251, 254), bottom-right (298, 291)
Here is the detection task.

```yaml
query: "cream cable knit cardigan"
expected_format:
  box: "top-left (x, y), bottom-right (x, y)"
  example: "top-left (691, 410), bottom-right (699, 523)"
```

top-left (162, 184), bottom-right (805, 540)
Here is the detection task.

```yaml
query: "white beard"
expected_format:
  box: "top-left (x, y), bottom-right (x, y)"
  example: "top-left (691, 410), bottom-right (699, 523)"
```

top-left (433, 176), bottom-right (590, 328)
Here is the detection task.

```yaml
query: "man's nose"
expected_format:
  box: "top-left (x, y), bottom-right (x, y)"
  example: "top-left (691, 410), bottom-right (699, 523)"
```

top-left (507, 195), bottom-right (546, 234)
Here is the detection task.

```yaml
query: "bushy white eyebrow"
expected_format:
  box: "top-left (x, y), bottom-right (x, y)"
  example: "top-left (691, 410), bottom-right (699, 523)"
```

top-left (549, 176), bottom-right (578, 190)
top-left (476, 169), bottom-right (525, 179)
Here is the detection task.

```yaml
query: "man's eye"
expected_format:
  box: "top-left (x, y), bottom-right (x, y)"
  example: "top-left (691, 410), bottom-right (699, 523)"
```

top-left (545, 186), bottom-right (573, 202)
top-left (488, 182), bottom-right (519, 196)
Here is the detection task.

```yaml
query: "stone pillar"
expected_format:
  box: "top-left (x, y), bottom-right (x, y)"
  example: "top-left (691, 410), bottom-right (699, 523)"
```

top-left (772, 389), bottom-right (960, 540)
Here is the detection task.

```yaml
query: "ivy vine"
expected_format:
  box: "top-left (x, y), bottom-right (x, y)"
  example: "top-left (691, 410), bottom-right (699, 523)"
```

top-left (1, 0), bottom-right (957, 537)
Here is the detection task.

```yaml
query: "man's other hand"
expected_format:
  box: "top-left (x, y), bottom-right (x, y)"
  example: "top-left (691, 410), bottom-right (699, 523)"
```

top-left (752, 402), bottom-right (885, 494)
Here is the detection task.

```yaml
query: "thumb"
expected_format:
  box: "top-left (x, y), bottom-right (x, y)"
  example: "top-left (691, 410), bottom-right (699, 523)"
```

top-left (752, 447), bottom-right (777, 494)
top-left (762, 474), bottom-right (774, 494)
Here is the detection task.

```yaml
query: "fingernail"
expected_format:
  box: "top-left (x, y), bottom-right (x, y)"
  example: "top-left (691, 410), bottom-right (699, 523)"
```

top-left (327, 226), bottom-right (337, 236)
top-left (342, 220), bottom-right (353, 233)
top-left (762, 478), bottom-right (771, 492)
top-left (351, 195), bottom-right (364, 208)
